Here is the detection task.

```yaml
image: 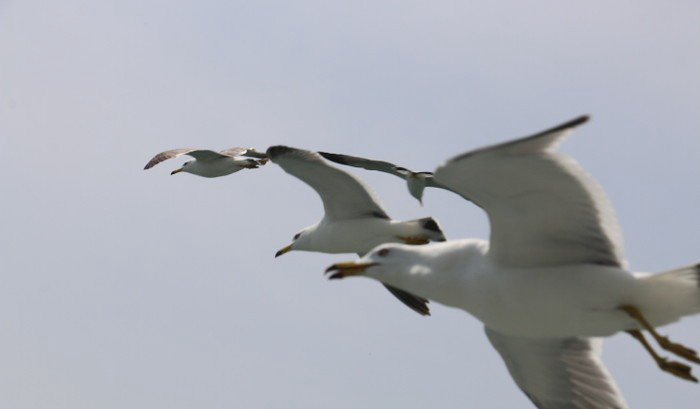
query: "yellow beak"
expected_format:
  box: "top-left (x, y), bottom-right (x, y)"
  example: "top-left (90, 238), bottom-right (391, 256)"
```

top-left (275, 244), bottom-right (293, 258)
top-left (324, 261), bottom-right (378, 280)
top-left (170, 167), bottom-right (184, 175)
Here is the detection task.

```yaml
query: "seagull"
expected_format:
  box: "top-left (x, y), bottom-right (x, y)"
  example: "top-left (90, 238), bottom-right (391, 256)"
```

top-left (325, 116), bottom-right (700, 408)
top-left (144, 147), bottom-right (268, 177)
top-left (267, 145), bottom-right (447, 316)
top-left (318, 151), bottom-right (457, 204)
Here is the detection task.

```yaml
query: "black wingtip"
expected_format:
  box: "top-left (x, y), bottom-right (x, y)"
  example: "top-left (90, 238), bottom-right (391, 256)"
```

top-left (553, 115), bottom-right (590, 132)
top-left (318, 152), bottom-right (350, 165)
top-left (422, 218), bottom-right (442, 233)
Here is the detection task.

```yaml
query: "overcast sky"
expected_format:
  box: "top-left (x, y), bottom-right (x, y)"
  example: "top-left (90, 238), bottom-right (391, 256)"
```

top-left (1, 1), bottom-right (699, 408)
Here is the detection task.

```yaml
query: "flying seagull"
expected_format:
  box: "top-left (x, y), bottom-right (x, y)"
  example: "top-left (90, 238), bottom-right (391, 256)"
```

top-left (144, 147), bottom-right (268, 177)
top-left (267, 145), bottom-right (447, 316)
top-left (318, 151), bottom-right (457, 204)
top-left (325, 116), bottom-right (700, 408)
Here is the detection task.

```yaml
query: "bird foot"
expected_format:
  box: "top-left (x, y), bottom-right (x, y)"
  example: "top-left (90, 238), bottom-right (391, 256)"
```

top-left (658, 357), bottom-right (698, 383)
top-left (658, 336), bottom-right (700, 364)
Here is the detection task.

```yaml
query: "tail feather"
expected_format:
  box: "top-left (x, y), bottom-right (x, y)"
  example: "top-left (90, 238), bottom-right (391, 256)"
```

top-left (641, 263), bottom-right (700, 327)
top-left (648, 263), bottom-right (700, 287)
top-left (418, 217), bottom-right (447, 242)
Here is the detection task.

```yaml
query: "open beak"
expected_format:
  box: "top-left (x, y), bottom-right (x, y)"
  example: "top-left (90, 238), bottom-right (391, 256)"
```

top-left (170, 167), bottom-right (183, 175)
top-left (275, 244), bottom-right (293, 258)
top-left (324, 261), bottom-right (378, 280)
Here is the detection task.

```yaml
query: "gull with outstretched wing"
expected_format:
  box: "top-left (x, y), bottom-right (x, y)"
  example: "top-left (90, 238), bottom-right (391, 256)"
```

top-left (144, 147), bottom-right (267, 177)
top-left (267, 145), bottom-right (448, 316)
top-left (326, 116), bottom-right (700, 408)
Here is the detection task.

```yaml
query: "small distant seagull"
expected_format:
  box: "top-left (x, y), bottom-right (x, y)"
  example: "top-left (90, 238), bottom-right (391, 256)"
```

top-left (326, 116), bottom-right (700, 408)
top-left (318, 151), bottom-right (458, 204)
top-left (144, 147), bottom-right (268, 177)
top-left (267, 145), bottom-right (447, 316)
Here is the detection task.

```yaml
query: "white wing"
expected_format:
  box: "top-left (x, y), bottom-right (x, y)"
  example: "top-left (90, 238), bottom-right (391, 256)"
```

top-left (433, 116), bottom-right (626, 268)
top-left (266, 146), bottom-right (390, 220)
top-left (485, 327), bottom-right (628, 409)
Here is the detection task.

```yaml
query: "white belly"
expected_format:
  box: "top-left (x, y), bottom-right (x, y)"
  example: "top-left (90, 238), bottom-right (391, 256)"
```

top-left (453, 265), bottom-right (639, 338)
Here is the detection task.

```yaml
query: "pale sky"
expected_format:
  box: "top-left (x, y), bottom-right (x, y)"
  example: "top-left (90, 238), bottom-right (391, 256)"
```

top-left (1, 1), bottom-right (699, 408)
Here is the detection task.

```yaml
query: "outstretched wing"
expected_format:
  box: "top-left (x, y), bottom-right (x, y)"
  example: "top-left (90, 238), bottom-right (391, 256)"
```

top-left (267, 146), bottom-right (390, 221)
top-left (433, 116), bottom-right (626, 268)
top-left (485, 328), bottom-right (628, 409)
top-left (144, 148), bottom-right (225, 169)
top-left (318, 152), bottom-right (406, 178)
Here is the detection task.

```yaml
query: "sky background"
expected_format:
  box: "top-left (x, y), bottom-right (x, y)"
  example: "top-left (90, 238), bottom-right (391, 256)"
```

top-left (1, 1), bottom-right (699, 408)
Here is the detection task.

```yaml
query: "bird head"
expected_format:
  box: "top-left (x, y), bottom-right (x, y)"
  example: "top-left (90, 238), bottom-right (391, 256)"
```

top-left (170, 161), bottom-right (192, 175)
top-left (324, 243), bottom-right (414, 280)
top-left (275, 229), bottom-right (306, 257)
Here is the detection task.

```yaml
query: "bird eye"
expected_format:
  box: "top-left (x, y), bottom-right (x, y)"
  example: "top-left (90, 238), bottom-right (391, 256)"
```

top-left (293, 233), bottom-right (301, 240)
top-left (377, 248), bottom-right (390, 257)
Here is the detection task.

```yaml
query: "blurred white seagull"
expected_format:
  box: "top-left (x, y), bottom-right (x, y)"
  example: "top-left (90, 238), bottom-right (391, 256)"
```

top-left (326, 116), bottom-right (700, 409)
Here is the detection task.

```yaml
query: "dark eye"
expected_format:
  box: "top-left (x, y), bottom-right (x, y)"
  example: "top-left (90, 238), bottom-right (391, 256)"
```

top-left (293, 233), bottom-right (301, 240)
top-left (377, 248), bottom-right (390, 257)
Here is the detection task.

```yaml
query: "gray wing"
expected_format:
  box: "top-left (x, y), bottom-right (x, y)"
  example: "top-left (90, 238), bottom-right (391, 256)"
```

top-left (433, 116), bottom-right (626, 268)
top-left (318, 152), bottom-right (406, 178)
top-left (144, 148), bottom-right (227, 169)
top-left (485, 327), bottom-right (628, 409)
top-left (319, 151), bottom-right (455, 192)
top-left (267, 146), bottom-right (390, 220)
top-left (144, 148), bottom-right (197, 169)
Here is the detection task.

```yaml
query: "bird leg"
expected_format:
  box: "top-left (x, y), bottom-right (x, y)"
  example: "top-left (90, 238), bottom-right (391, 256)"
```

top-left (396, 236), bottom-right (430, 245)
top-left (626, 330), bottom-right (698, 382)
top-left (619, 304), bottom-right (700, 364)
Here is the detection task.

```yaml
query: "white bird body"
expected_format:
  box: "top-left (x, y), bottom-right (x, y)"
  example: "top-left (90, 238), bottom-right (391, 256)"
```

top-left (404, 172), bottom-right (429, 204)
top-left (362, 239), bottom-right (697, 339)
top-left (294, 217), bottom-right (444, 255)
top-left (181, 156), bottom-right (259, 177)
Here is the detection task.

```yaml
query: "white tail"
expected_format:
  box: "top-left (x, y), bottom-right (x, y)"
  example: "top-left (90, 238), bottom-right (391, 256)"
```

top-left (640, 263), bottom-right (700, 327)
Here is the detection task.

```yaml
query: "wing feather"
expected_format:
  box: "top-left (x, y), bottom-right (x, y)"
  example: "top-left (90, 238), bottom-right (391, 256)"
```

top-left (433, 116), bottom-right (625, 268)
top-left (267, 146), bottom-right (390, 220)
top-left (144, 148), bottom-right (198, 169)
top-left (485, 328), bottom-right (628, 409)
top-left (318, 152), bottom-right (405, 177)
